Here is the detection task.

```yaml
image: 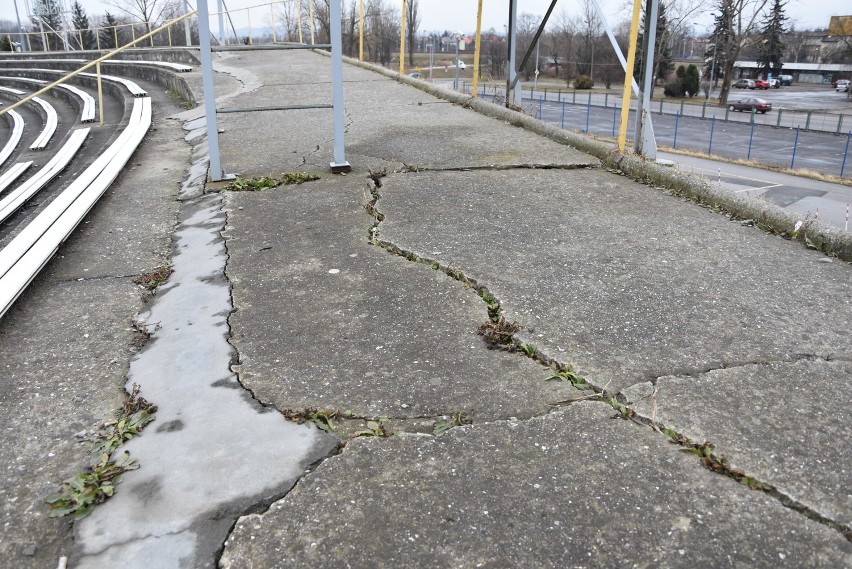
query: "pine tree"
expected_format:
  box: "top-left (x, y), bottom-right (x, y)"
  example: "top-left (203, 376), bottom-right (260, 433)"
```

top-left (30, 0), bottom-right (64, 51)
top-left (100, 12), bottom-right (120, 49)
top-left (756, 0), bottom-right (787, 78)
top-left (71, 2), bottom-right (96, 50)
top-left (704, 3), bottom-right (732, 84)
top-left (633, 2), bottom-right (673, 84)
top-left (685, 63), bottom-right (701, 96)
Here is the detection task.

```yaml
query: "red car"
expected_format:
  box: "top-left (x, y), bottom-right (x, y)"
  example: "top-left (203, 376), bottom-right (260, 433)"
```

top-left (729, 97), bottom-right (772, 113)
top-left (754, 80), bottom-right (770, 89)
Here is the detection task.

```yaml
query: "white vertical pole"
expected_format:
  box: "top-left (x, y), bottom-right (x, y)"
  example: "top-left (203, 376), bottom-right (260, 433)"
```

top-left (217, 0), bottom-right (225, 45)
top-left (330, 0), bottom-right (350, 172)
top-left (184, 0), bottom-right (192, 45)
top-left (197, 0), bottom-right (225, 180)
top-left (506, 0), bottom-right (518, 106)
top-left (633, 0), bottom-right (659, 158)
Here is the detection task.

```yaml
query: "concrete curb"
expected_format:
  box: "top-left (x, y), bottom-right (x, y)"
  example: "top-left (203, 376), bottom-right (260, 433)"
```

top-left (324, 51), bottom-right (852, 262)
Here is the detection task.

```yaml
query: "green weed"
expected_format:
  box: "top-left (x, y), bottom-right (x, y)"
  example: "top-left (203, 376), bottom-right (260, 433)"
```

top-left (432, 410), bottom-right (474, 436)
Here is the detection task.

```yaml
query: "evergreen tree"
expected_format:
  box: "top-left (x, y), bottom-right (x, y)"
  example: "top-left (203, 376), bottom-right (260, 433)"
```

top-left (30, 0), bottom-right (64, 51)
top-left (633, 2), bottom-right (673, 84)
top-left (756, 0), bottom-right (787, 78)
top-left (100, 12), bottom-right (120, 49)
top-left (71, 1), bottom-right (96, 50)
top-left (685, 63), bottom-right (701, 96)
top-left (704, 3), bottom-right (732, 84)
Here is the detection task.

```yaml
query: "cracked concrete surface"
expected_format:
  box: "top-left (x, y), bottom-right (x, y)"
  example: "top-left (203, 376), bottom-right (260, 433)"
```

top-left (71, 194), bottom-right (336, 568)
top-left (220, 403), bottom-right (852, 567)
top-left (3, 47), bottom-right (850, 568)
top-left (623, 359), bottom-right (852, 529)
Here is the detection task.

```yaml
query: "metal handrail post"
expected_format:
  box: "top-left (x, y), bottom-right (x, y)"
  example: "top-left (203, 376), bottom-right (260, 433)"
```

top-left (197, 0), bottom-right (225, 180)
top-left (330, 0), bottom-right (350, 172)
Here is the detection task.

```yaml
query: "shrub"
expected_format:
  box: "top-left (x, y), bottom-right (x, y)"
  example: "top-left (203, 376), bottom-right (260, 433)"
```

top-left (573, 75), bottom-right (594, 89)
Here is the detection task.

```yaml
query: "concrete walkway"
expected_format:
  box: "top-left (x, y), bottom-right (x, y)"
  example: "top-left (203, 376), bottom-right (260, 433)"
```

top-left (1, 48), bottom-right (850, 568)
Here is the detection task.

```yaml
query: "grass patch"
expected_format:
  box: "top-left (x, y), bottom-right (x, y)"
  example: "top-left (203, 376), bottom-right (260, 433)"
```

top-left (282, 407), bottom-right (338, 433)
top-left (354, 417), bottom-right (392, 437)
top-left (222, 172), bottom-right (320, 192)
top-left (45, 384), bottom-right (157, 519)
top-left (133, 266), bottom-right (171, 290)
top-left (477, 316), bottom-right (520, 348)
top-left (432, 410), bottom-right (474, 436)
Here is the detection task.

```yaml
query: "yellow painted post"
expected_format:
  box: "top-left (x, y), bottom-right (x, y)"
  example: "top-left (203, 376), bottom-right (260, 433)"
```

top-left (148, 22), bottom-right (154, 47)
top-left (309, 0), bottom-right (315, 45)
top-left (96, 26), bottom-right (101, 50)
top-left (271, 5), bottom-right (276, 42)
top-left (298, 0), bottom-right (303, 43)
top-left (131, 24), bottom-right (136, 43)
top-left (96, 61), bottom-right (104, 125)
top-left (399, 0), bottom-right (407, 75)
top-left (359, 0), bottom-right (364, 60)
top-left (617, 0), bottom-right (642, 153)
top-left (472, 0), bottom-right (483, 98)
top-left (247, 10), bottom-right (252, 44)
top-left (168, 24), bottom-right (173, 46)
top-left (78, 30), bottom-right (83, 49)
top-left (113, 26), bottom-right (118, 48)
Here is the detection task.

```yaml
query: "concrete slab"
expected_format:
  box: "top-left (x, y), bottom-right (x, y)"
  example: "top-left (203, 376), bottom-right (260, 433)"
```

top-left (0, 277), bottom-right (138, 568)
top-left (72, 194), bottom-right (337, 568)
top-left (220, 402), bottom-right (852, 567)
top-left (45, 113), bottom-right (184, 280)
top-left (622, 359), bottom-right (852, 528)
top-left (378, 168), bottom-right (852, 392)
top-left (213, 50), bottom-right (598, 178)
top-left (225, 177), bottom-right (577, 420)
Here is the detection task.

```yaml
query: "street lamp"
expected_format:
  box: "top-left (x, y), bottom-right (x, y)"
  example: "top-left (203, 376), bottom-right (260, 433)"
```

top-left (696, 20), bottom-right (718, 101)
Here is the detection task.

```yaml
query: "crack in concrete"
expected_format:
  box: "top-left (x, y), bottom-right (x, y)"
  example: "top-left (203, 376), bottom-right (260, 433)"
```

top-left (398, 162), bottom-right (601, 174)
top-left (60, 273), bottom-right (140, 283)
top-left (362, 169), bottom-right (852, 544)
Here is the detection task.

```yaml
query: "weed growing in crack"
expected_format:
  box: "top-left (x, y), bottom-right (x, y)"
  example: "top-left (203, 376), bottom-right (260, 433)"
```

top-left (282, 408), bottom-right (338, 433)
top-left (133, 266), bottom-right (171, 290)
top-left (547, 369), bottom-right (590, 390)
top-left (354, 417), bottom-right (392, 437)
top-left (519, 342), bottom-right (538, 357)
top-left (432, 411), bottom-right (474, 436)
top-left (367, 168), bottom-right (388, 187)
top-left (44, 384), bottom-right (157, 519)
top-left (477, 317), bottom-right (521, 349)
top-left (661, 429), bottom-right (768, 490)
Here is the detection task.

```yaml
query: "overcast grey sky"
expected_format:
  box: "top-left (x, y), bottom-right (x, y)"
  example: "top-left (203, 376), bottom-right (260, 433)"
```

top-left (417, 0), bottom-right (843, 35)
top-left (4, 0), bottom-right (845, 35)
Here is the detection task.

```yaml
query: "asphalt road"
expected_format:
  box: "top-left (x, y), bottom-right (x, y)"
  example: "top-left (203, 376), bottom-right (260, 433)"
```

top-left (658, 150), bottom-right (852, 231)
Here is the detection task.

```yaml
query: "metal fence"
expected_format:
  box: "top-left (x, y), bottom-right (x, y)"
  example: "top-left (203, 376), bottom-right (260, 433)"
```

top-left (462, 83), bottom-right (852, 179)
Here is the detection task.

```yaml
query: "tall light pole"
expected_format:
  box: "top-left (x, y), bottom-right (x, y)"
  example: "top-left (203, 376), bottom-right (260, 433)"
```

top-left (13, 0), bottom-right (27, 51)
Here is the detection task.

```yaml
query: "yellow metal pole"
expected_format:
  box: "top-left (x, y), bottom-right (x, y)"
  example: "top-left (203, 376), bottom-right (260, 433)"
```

top-left (96, 61), bottom-right (104, 125)
top-left (78, 30), bottom-right (83, 49)
top-left (113, 26), bottom-right (118, 48)
top-left (472, 0), bottom-right (483, 98)
top-left (168, 24), bottom-right (173, 46)
top-left (248, 9), bottom-right (252, 44)
top-left (617, 0), bottom-right (642, 153)
top-left (309, 0), bottom-right (315, 45)
top-left (96, 26), bottom-right (101, 50)
top-left (359, 0), bottom-right (364, 60)
top-left (399, 0), bottom-right (407, 74)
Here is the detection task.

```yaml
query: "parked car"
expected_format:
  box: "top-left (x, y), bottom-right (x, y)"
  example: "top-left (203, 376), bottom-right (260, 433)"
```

top-left (754, 79), bottom-right (770, 89)
top-left (733, 79), bottom-right (755, 89)
top-left (729, 97), bottom-right (772, 113)
top-left (779, 74), bottom-right (793, 86)
top-left (836, 79), bottom-right (850, 92)
top-left (767, 78), bottom-right (781, 88)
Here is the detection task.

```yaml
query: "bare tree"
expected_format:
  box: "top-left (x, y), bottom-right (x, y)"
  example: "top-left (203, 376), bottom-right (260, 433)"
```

top-left (714, 0), bottom-right (770, 104)
top-left (406, 0), bottom-right (419, 66)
